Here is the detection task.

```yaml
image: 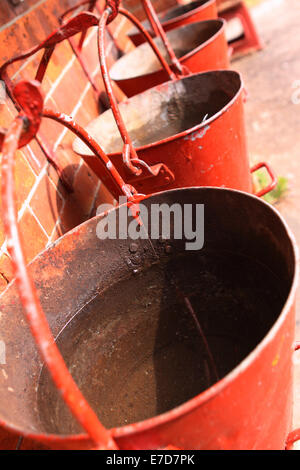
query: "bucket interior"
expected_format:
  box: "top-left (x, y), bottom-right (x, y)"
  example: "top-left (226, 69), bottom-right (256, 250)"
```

top-left (0, 188), bottom-right (295, 438)
top-left (110, 20), bottom-right (223, 80)
top-left (159, 0), bottom-right (210, 22)
top-left (128, 0), bottom-right (210, 36)
top-left (38, 248), bottom-right (287, 434)
top-left (73, 71), bottom-right (241, 157)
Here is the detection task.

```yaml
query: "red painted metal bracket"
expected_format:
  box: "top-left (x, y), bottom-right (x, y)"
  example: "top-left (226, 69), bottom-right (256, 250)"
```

top-left (251, 161), bottom-right (277, 198)
top-left (59, 0), bottom-right (124, 105)
top-left (0, 12), bottom-right (99, 99)
top-left (126, 162), bottom-right (175, 194)
top-left (141, 0), bottom-right (189, 77)
top-left (0, 81), bottom-right (43, 150)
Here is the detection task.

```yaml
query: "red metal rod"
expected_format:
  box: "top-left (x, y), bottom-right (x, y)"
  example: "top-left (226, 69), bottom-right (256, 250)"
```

top-left (119, 7), bottom-right (175, 81)
top-left (105, 0), bottom-right (121, 24)
top-left (183, 296), bottom-right (219, 383)
top-left (59, 1), bottom-right (100, 98)
top-left (0, 12), bottom-right (99, 99)
top-left (43, 108), bottom-right (136, 200)
top-left (65, 38), bottom-right (100, 94)
top-left (1, 115), bottom-right (118, 450)
top-left (35, 46), bottom-right (55, 83)
top-left (98, 8), bottom-right (141, 176)
top-left (141, 0), bottom-right (184, 77)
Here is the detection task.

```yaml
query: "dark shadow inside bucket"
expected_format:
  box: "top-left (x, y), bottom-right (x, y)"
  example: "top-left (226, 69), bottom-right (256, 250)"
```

top-left (37, 248), bottom-right (287, 434)
top-left (128, 0), bottom-right (210, 36)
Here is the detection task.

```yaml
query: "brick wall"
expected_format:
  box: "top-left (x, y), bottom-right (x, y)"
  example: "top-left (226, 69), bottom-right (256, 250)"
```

top-left (0, 0), bottom-right (129, 293)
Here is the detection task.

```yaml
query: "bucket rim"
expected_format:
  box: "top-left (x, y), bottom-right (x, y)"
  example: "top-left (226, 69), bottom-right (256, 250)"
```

top-left (74, 70), bottom-right (243, 158)
top-left (127, 0), bottom-right (216, 37)
top-left (0, 186), bottom-right (298, 447)
top-left (110, 18), bottom-right (226, 82)
top-left (114, 187), bottom-right (300, 439)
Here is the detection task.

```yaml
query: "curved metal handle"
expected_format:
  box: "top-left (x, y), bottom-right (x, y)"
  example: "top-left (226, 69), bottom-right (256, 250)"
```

top-left (285, 342), bottom-right (300, 450)
top-left (43, 109), bottom-right (136, 201)
top-left (119, 7), bottom-right (176, 80)
top-left (98, 7), bottom-right (175, 182)
top-left (251, 162), bottom-right (277, 198)
top-left (98, 8), bottom-right (141, 176)
top-left (0, 81), bottom-right (43, 149)
top-left (0, 12), bottom-right (99, 103)
top-left (0, 84), bottom-right (119, 449)
top-left (141, 0), bottom-right (186, 77)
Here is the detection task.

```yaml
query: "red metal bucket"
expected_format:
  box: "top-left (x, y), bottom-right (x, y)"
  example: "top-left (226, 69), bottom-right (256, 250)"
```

top-left (0, 80), bottom-right (298, 451)
top-left (128, 0), bottom-right (218, 46)
top-left (110, 19), bottom-right (229, 98)
top-left (73, 70), bottom-right (275, 196)
top-left (0, 185), bottom-right (298, 449)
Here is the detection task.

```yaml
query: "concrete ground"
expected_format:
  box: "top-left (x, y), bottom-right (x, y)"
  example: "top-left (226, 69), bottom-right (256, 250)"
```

top-left (231, 0), bottom-right (300, 445)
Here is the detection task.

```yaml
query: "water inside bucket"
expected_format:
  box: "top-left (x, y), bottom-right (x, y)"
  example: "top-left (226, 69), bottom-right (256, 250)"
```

top-left (37, 249), bottom-right (285, 434)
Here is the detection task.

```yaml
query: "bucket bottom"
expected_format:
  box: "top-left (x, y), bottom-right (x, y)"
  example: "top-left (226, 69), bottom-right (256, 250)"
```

top-left (37, 249), bottom-right (286, 434)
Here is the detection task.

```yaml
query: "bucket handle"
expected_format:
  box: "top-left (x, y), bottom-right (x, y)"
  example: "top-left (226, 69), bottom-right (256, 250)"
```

top-left (59, 0), bottom-right (98, 53)
top-left (140, 0), bottom-right (187, 77)
top-left (118, 7), bottom-right (176, 81)
top-left (0, 80), bottom-right (178, 450)
top-left (285, 342), bottom-right (300, 450)
top-left (251, 162), bottom-right (277, 197)
top-left (97, 5), bottom-right (175, 186)
top-left (58, 0), bottom-right (176, 81)
top-left (0, 12), bottom-right (100, 104)
top-left (0, 97), bottom-right (117, 450)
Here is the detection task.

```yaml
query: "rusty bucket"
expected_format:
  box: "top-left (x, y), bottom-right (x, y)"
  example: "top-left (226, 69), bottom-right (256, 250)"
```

top-left (128, 0), bottom-right (218, 46)
top-left (0, 80), bottom-right (298, 451)
top-left (110, 19), bottom-right (229, 98)
top-left (73, 70), bottom-right (275, 196)
top-left (0, 186), bottom-right (298, 449)
top-left (73, 7), bottom-right (276, 197)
